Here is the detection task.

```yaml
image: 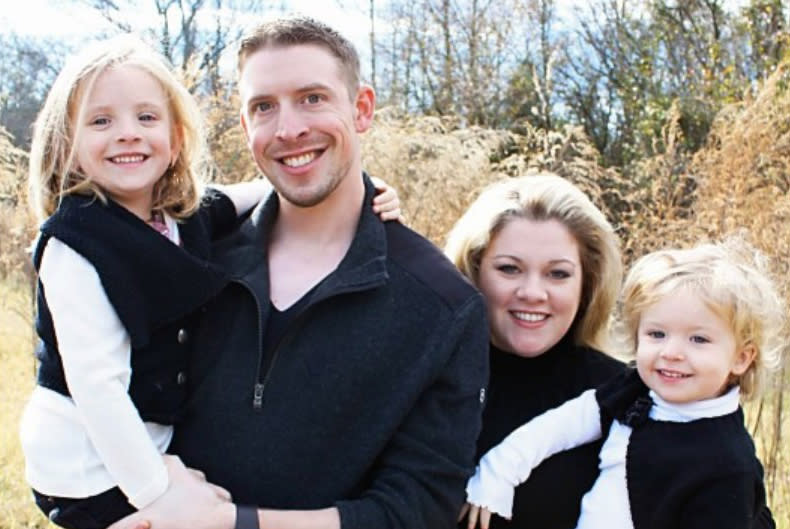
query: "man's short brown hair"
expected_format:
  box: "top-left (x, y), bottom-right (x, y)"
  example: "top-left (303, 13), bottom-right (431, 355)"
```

top-left (238, 16), bottom-right (361, 98)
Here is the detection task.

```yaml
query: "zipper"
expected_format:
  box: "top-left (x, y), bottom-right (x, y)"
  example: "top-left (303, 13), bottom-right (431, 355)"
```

top-left (245, 281), bottom-right (382, 411)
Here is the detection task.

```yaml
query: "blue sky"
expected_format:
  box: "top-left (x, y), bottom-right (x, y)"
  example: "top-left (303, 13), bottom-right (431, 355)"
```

top-left (0, 0), bottom-right (376, 75)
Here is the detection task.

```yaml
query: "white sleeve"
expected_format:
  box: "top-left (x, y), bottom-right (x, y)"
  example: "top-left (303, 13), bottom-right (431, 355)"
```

top-left (211, 179), bottom-right (272, 216)
top-left (465, 388), bottom-right (602, 518)
top-left (39, 238), bottom-right (168, 508)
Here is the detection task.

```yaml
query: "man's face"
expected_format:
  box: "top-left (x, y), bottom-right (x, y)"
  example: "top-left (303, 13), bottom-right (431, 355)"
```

top-left (239, 44), bottom-right (374, 208)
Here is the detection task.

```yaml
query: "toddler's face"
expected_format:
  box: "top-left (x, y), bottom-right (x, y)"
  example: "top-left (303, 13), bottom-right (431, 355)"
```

top-left (635, 289), bottom-right (755, 404)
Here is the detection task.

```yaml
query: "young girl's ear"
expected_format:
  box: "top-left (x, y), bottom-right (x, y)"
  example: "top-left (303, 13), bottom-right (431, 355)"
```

top-left (170, 125), bottom-right (184, 168)
top-left (731, 343), bottom-right (757, 377)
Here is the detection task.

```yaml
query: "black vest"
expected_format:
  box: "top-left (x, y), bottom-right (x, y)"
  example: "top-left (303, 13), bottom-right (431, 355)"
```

top-left (33, 192), bottom-right (233, 423)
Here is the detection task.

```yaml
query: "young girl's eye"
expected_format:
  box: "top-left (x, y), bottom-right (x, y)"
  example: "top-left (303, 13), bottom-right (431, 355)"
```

top-left (646, 330), bottom-right (665, 339)
top-left (90, 117), bottom-right (110, 126)
top-left (139, 113), bottom-right (157, 122)
top-left (690, 335), bottom-right (710, 344)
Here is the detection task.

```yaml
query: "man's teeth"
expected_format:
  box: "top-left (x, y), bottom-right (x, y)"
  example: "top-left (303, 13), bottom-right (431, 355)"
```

top-left (512, 312), bottom-right (547, 322)
top-left (282, 152), bottom-right (317, 167)
top-left (658, 370), bottom-right (690, 378)
top-left (111, 155), bottom-right (145, 163)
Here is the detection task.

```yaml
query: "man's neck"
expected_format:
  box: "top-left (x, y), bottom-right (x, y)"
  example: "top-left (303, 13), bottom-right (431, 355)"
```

top-left (272, 171), bottom-right (365, 248)
top-left (266, 170), bottom-right (365, 310)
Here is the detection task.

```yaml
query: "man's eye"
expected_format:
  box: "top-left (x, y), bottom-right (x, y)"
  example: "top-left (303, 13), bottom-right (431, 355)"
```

top-left (305, 94), bottom-right (323, 104)
top-left (255, 102), bottom-right (272, 113)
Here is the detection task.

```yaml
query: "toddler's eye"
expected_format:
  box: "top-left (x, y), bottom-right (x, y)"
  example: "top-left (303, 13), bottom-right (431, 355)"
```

top-left (139, 113), bottom-right (157, 122)
top-left (646, 330), bottom-right (665, 339)
top-left (690, 335), bottom-right (710, 344)
top-left (90, 117), bottom-right (110, 126)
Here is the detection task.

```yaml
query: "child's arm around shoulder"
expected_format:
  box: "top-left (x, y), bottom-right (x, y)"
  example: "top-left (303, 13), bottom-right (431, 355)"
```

top-left (464, 388), bottom-right (603, 525)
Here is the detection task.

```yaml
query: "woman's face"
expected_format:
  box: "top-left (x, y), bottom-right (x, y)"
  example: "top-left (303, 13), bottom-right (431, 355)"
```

top-left (477, 218), bottom-right (583, 358)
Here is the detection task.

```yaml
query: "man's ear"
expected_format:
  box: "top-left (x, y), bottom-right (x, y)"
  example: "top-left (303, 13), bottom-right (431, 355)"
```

top-left (731, 342), bottom-right (757, 376)
top-left (353, 84), bottom-right (375, 133)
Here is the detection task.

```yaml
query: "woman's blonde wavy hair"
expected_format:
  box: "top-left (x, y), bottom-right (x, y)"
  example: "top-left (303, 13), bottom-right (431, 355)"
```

top-left (28, 34), bottom-right (209, 222)
top-left (614, 238), bottom-right (786, 400)
top-left (444, 173), bottom-right (622, 352)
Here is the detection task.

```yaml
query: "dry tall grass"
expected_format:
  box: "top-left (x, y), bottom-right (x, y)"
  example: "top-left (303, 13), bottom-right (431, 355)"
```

top-left (2, 61), bottom-right (790, 528)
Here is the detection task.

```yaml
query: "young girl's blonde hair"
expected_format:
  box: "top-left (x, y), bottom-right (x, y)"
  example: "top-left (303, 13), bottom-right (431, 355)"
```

top-left (444, 173), bottom-right (622, 352)
top-left (615, 239), bottom-right (786, 400)
top-left (28, 34), bottom-right (208, 222)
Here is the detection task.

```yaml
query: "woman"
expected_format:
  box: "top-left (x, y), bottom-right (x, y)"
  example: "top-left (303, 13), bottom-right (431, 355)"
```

top-left (446, 173), bottom-right (626, 529)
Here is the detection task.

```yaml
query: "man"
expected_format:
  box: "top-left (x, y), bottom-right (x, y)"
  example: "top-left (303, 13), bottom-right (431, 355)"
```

top-left (115, 16), bottom-right (488, 529)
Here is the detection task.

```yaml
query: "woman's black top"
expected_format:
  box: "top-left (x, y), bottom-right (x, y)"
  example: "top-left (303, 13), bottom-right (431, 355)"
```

top-left (475, 335), bottom-right (625, 529)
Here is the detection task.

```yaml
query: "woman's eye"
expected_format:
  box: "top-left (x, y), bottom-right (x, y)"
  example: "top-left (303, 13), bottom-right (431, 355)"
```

top-left (549, 269), bottom-right (571, 279)
top-left (496, 264), bottom-right (519, 274)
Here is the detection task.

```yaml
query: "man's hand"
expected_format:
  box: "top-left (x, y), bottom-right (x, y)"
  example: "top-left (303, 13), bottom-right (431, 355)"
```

top-left (108, 455), bottom-right (235, 529)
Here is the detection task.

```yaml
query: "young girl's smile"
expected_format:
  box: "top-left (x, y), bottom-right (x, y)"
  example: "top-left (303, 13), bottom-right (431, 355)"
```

top-left (635, 288), bottom-right (755, 404)
top-left (75, 64), bottom-right (180, 219)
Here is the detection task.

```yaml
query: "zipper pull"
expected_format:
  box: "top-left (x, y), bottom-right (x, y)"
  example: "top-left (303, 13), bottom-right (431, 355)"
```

top-left (253, 383), bottom-right (264, 410)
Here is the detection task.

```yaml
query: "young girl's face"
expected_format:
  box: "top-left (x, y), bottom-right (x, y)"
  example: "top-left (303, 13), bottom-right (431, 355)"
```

top-left (74, 64), bottom-right (179, 219)
top-left (635, 288), bottom-right (755, 404)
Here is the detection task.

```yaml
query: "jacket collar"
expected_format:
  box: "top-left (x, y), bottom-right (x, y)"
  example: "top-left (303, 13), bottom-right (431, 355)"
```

top-left (213, 173), bottom-right (389, 303)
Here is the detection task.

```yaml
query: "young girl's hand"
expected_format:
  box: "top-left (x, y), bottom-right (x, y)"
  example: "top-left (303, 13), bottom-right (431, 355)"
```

top-left (370, 176), bottom-right (404, 223)
top-left (458, 502), bottom-right (493, 529)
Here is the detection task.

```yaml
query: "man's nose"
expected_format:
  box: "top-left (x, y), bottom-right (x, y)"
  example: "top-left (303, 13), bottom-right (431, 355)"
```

top-left (275, 103), bottom-right (309, 141)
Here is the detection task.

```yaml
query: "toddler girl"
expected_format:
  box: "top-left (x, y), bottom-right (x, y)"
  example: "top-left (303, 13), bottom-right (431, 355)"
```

top-left (463, 240), bottom-right (782, 529)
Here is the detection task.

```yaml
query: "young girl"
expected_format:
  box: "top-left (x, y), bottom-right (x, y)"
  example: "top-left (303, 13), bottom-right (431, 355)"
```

top-left (19, 36), bottom-right (400, 529)
top-left (462, 240), bottom-right (782, 529)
